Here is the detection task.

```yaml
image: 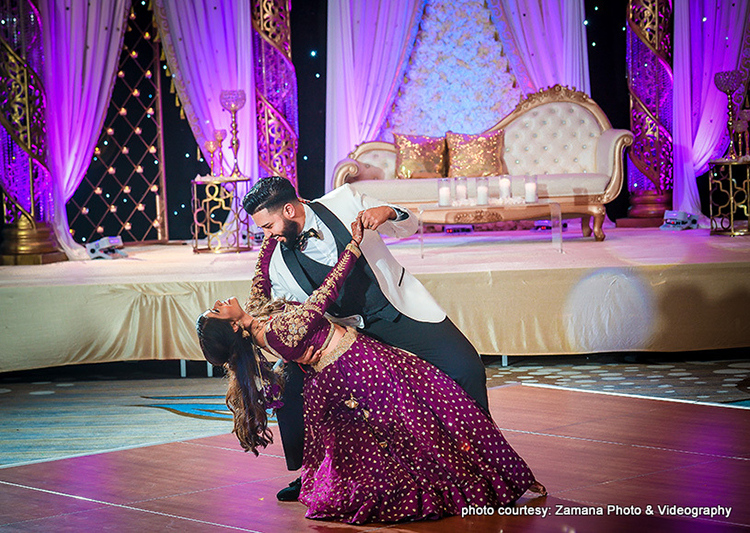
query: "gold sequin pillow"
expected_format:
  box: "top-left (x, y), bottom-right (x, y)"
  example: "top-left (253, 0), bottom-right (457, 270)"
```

top-left (446, 129), bottom-right (507, 177)
top-left (393, 133), bottom-right (447, 179)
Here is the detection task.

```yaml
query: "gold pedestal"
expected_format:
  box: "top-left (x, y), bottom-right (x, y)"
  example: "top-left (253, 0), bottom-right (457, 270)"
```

top-left (191, 175), bottom-right (253, 253)
top-left (709, 160), bottom-right (750, 236)
top-left (1, 218), bottom-right (67, 265)
top-left (616, 190), bottom-right (672, 228)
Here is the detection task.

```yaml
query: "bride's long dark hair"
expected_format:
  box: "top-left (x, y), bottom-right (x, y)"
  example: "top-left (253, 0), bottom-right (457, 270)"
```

top-left (195, 301), bottom-right (286, 455)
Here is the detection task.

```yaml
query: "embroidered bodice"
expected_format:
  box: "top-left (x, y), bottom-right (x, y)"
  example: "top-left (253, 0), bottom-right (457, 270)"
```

top-left (259, 241), bottom-right (361, 362)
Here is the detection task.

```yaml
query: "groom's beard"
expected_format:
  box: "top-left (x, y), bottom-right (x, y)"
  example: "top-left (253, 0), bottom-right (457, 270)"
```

top-left (278, 218), bottom-right (301, 246)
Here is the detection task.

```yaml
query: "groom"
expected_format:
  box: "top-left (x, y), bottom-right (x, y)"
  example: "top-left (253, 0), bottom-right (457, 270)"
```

top-left (242, 176), bottom-right (488, 501)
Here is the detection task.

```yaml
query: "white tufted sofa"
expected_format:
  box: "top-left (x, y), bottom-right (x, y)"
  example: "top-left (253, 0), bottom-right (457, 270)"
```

top-left (332, 85), bottom-right (633, 241)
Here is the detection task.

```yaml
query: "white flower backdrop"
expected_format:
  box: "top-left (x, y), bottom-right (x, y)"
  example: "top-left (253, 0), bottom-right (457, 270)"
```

top-left (379, 0), bottom-right (523, 141)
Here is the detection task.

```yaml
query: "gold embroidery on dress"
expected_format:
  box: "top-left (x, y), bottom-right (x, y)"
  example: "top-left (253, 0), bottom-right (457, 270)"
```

top-left (266, 244), bottom-right (361, 349)
top-left (313, 327), bottom-right (358, 372)
top-left (320, 323), bottom-right (336, 352)
top-left (269, 305), bottom-right (313, 347)
top-left (246, 237), bottom-right (273, 312)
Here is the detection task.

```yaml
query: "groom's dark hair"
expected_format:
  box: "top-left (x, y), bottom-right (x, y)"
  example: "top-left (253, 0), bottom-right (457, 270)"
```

top-left (242, 176), bottom-right (299, 214)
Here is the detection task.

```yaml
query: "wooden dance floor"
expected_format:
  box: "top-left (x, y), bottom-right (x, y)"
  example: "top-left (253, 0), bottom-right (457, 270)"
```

top-left (1, 385), bottom-right (747, 532)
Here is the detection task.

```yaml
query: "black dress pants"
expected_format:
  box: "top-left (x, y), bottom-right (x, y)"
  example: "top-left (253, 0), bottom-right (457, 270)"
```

top-left (274, 315), bottom-right (488, 471)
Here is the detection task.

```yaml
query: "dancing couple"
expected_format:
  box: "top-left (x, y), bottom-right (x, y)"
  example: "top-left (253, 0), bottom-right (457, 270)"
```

top-left (196, 176), bottom-right (545, 524)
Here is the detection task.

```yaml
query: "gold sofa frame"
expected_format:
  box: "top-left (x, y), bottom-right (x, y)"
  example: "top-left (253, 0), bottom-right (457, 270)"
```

top-left (332, 85), bottom-right (634, 241)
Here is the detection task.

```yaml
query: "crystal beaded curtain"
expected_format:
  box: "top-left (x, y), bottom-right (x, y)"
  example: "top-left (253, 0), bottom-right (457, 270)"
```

top-left (0, 0), bottom-right (51, 225)
top-left (626, 0), bottom-right (674, 194)
top-left (252, 0), bottom-right (299, 188)
top-left (66, 1), bottom-right (168, 244)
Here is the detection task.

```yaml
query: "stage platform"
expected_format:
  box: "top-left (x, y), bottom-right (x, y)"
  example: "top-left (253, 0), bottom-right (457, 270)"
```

top-left (1, 227), bottom-right (749, 372)
top-left (0, 384), bottom-right (747, 532)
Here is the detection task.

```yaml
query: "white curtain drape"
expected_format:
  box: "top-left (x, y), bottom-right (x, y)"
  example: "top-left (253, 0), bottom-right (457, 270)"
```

top-left (40, 0), bottom-right (130, 260)
top-left (325, 0), bottom-right (425, 191)
top-left (152, 0), bottom-right (257, 182)
top-left (672, 0), bottom-right (750, 214)
top-left (489, 0), bottom-right (590, 94)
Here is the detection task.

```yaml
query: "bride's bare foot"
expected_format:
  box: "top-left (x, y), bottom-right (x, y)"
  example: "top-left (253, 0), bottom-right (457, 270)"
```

top-left (528, 481), bottom-right (547, 496)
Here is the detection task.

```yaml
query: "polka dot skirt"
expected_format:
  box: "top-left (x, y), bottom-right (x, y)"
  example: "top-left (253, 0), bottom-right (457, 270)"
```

top-left (299, 334), bottom-right (535, 524)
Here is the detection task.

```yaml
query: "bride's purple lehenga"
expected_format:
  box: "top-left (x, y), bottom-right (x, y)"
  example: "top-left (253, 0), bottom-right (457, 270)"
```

top-left (256, 239), bottom-right (536, 524)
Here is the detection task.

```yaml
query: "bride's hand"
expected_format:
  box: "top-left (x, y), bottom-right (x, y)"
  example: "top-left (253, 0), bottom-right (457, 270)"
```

top-left (351, 214), bottom-right (364, 244)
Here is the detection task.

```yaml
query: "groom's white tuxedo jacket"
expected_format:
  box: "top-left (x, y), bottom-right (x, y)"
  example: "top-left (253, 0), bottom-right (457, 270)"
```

top-left (265, 184), bottom-right (446, 324)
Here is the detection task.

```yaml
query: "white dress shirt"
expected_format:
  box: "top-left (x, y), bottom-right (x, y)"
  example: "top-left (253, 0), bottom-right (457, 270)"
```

top-left (297, 203), bottom-right (338, 266)
top-left (264, 184), bottom-right (446, 324)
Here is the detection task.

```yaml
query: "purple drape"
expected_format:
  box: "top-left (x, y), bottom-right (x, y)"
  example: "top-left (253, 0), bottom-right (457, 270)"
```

top-left (40, 0), bottom-right (129, 260)
top-left (488, 0), bottom-right (590, 94)
top-left (325, 0), bottom-right (425, 191)
top-left (153, 0), bottom-right (257, 181)
top-left (672, 0), bottom-right (750, 215)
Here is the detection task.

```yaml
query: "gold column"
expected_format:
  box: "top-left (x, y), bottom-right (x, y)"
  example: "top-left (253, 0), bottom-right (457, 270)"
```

top-left (618, 0), bottom-right (673, 228)
top-left (251, 0), bottom-right (299, 189)
top-left (0, 11), bottom-right (66, 265)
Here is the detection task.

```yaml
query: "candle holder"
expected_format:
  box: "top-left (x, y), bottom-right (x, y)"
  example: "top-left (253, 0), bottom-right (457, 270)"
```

top-left (219, 90), bottom-right (247, 177)
top-left (203, 140), bottom-right (220, 176)
top-left (476, 176), bottom-right (489, 205)
top-left (737, 109), bottom-right (750, 158)
top-left (437, 177), bottom-right (452, 206)
top-left (499, 175), bottom-right (511, 200)
top-left (214, 129), bottom-right (227, 176)
top-left (524, 175), bottom-right (538, 203)
top-left (454, 176), bottom-right (468, 204)
top-left (714, 70), bottom-right (744, 160)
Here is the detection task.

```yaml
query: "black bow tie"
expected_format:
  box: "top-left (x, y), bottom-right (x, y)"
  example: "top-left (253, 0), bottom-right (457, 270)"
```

top-left (294, 228), bottom-right (322, 251)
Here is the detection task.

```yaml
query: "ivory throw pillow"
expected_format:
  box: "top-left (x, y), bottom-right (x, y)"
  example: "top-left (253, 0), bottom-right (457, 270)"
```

top-left (446, 129), bottom-right (507, 177)
top-left (393, 133), bottom-right (447, 179)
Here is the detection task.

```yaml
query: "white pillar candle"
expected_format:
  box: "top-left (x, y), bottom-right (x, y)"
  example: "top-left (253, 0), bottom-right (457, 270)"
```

top-left (524, 181), bottom-right (538, 203)
top-left (499, 177), bottom-right (511, 199)
top-left (455, 183), bottom-right (467, 201)
top-left (438, 185), bottom-right (452, 206)
top-left (476, 185), bottom-right (489, 205)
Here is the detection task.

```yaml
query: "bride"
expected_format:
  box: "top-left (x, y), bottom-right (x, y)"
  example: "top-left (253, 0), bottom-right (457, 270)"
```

top-left (196, 215), bottom-right (546, 524)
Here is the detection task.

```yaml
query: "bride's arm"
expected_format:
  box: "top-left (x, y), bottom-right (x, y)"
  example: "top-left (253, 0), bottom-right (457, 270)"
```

top-left (262, 217), bottom-right (365, 360)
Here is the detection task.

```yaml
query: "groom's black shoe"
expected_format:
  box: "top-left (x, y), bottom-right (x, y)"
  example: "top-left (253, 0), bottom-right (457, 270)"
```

top-left (276, 477), bottom-right (302, 501)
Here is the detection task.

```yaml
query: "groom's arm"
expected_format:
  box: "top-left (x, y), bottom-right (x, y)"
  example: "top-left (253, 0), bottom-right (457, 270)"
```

top-left (350, 186), bottom-right (417, 238)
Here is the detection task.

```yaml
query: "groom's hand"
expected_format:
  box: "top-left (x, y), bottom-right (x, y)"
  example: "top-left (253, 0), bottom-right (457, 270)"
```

top-left (358, 206), bottom-right (396, 231)
top-left (292, 345), bottom-right (323, 366)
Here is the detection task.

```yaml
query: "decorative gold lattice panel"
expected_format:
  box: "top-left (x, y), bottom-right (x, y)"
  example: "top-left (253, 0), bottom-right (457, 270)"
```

top-left (66, 1), bottom-right (167, 244)
top-left (709, 161), bottom-right (749, 235)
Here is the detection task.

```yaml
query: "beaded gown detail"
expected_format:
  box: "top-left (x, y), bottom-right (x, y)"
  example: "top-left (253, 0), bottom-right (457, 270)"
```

top-left (257, 239), bottom-right (536, 524)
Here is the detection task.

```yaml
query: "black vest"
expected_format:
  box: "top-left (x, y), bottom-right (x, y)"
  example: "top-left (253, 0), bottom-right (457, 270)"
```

top-left (280, 202), bottom-right (398, 324)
